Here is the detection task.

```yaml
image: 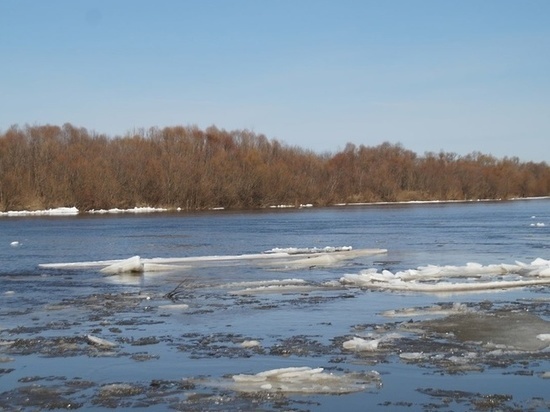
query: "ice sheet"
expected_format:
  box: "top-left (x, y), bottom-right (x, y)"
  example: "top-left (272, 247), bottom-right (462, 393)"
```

top-left (229, 366), bottom-right (381, 394)
top-left (39, 247), bottom-right (387, 274)
top-left (340, 259), bottom-right (550, 293)
top-left (382, 302), bottom-right (471, 318)
top-left (420, 311), bottom-right (550, 351)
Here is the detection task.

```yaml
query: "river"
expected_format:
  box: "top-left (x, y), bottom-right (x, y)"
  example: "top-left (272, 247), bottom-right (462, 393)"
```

top-left (1, 199), bottom-right (549, 411)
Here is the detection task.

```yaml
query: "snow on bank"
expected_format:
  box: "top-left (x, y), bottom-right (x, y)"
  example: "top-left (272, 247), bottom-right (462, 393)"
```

top-left (0, 207), bottom-right (79, 217)
top-left (340, 258), bottom-right (550, 293)
top-left (230, 366), bottom-right (380, 394)
top-left (88, 206), bottom-right (168, 214)
top-left (0, 206), bottom-right (170, 217)
top-left (39, 247), bottom-right (386, 274)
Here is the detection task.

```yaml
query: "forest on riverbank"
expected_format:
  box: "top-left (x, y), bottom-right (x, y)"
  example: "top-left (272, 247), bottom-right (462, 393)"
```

top-left (1, 123), bottom-right (549, 212)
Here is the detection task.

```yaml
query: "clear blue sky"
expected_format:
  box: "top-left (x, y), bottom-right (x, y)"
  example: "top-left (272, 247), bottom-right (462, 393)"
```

top-left (1, 1), bottom-right (549, 162)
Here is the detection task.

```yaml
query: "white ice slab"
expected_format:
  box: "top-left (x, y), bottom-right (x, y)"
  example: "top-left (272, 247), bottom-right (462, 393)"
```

top-left (341, 258), bottom-right (550, 293)
top-left (230, 366), bottom-right (381, 394)
top-left (40, 246), bottom-right (386, 275)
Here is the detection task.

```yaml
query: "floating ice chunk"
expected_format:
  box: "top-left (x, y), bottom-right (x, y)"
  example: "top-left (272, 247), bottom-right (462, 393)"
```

top-left (448, 352), bottom-right (478, 364)
top-left (231, 284), bottom-right (327, 295)
top-left (541, 372), bottom-right (550, 379)
top-left (343, 337), bottom-right (381, 351)
top-left (100, 256), bottom-right (144, 274)
top-left (226, 278), bottom-right (345, 295)
top-left (99, 383), bottom-right (141, 396)
top-left (223, 278), bottom-right (307, 289)
top-left (87, 334), bottom-right (117, 348)
top-left (341, 258), bottom-right (550, 293)
top-left (240, 340), bottom-right (261, 348)
top-left (157, 303), bottom-right (189, 310)
top-left (382, 303), bottom-right (470, 318)
top-left (264, 246), bottom-right (353, 255)
top-left (10, 241), bottom-right (20, 247)
top-left (399, 352), bottom-right (425, 361)
top-left (231, 366), bottom-right (380, 394)
top-left (537, 334), bottom-right (550, 342)
top-left (531, 258), bottom-right (550, 266)
top-left (530, 222), bottom-right (546, 227)
top-left (266, 249), bottom-right (387, 270)
top-left (40, 247), bottom-right (386, 274)
top-left (142, 263), bottom-right (187, 272)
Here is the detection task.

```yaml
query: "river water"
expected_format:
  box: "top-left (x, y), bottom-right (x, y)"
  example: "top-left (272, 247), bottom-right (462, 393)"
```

top-left (0, 199), bottom-right (549, 411)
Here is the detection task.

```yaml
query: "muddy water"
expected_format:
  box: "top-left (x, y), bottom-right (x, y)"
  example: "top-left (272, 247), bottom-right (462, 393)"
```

top-left (1, 199), bottom-right (549, 411)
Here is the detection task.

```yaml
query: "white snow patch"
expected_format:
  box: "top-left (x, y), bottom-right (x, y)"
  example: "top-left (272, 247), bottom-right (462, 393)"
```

top-left (1, 207), bottom-right (79, 217)
top-left (88, 206), bottom-right (168, 214)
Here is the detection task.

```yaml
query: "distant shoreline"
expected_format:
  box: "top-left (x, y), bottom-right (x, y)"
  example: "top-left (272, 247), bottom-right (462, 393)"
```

top-left (2, 196), bottom-right (549, 218)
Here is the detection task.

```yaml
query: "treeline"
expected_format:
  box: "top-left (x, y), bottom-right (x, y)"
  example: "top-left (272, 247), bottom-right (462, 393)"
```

top-left (1, 123), bottom-right (549, 212)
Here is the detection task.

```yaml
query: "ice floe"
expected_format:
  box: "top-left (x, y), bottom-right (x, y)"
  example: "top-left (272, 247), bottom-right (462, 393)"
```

top-left (157, 303), bottom-right (190, 310)
top-left (382, 303), bottom-right (471, 318)
top-left (342, 337), bottom-right (381, 351)
top-left (39, 247), bottom-right (386, 274)
top-left (264, 246), bottom-right (353, 254)
top-left (230, 366), bottom-right (381, 394)
top-left (240, 340), bottom-right (261, 348)
top-left (262, 248), bottom-right (387, 270)
top-left (342, 332), bottom-right (402, 352)
top-left (340, 258), bottom-right (550, 293)
top-left (419, 311), bottom-right (550, 351)
top-left (86, 334), bottom-right (117, 348)
top-left (225, 278), bottom-right (344, 295)
top-left (100, 256), bottom-right (144, 274)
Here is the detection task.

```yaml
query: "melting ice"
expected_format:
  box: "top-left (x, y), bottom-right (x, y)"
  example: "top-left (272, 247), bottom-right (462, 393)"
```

top-left (229, 366), bottom-right (381, 394)
top-left (39, 247), bottom-right (388, 274)
top-left (341, 258), bottom-right (550, 292)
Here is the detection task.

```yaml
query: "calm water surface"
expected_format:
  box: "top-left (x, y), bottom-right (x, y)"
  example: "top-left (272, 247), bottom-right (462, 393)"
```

top-left (0, 199), bottom-right (549, 411)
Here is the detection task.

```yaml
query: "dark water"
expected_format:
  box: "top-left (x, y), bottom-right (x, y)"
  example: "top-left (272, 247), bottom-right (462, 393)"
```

top-left (0, 199), bottom-right (549, 411)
